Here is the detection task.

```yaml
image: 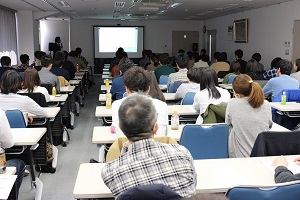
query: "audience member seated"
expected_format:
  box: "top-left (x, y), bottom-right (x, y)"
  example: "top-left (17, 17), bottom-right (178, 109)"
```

top-left (234, 49), bottom-right (247, 74)
top-left (68, 50), bottom-right (86, 70)
top-left (148, 73), bottom-right (166, 102)
top-left (222, 52), bottom-right (230, 65)
top-left (38, 55), bottom-right (60, 93)
top-left (225, 74), bottom-right (272, 158)
top-left (154, 53), bottom-right (175, 81)
top-left (290, 58), bottom-right (300, 87)
top-left (102, 93), bottom-right (197, 199)
top-left (0, 70), bottom-right (46, 125)
top-left (110, 47), bottom-right (124, 73)
top-left (167, 53), bottom-right (189, 86)
top-left (193, 52), bottom-right (209, 69)
top-left (0, 56), bottom-right (16, 78)
top-left (62, 51), bottom-right (76, 79)
top-left (111, 58), bottom-right (134, 100)
top-left (200, 48), bottom-right (210, 63)
top-left (251, 53), bottom-right (264, 71)
top-left (32, 51), bottom-right (46, 71)
top-left (75, 47), bottom-right (88, 65)
top-left (0, 108), bottom-right (25, 198)
top-left (211, 52), bottom-right (230, 74)
top-left (187, 51), bottom-right (195, 69)
top-left (16, 54), bottom-right (30, 72)
top-left (222, 61), bottom-right (240, 84)
top-left (146, 54), bottom-right (160, 71)
top-left (245, 58), bottom-right (265, 80)
top-left (19, 68), bottom-right (51, 102)
top-left (175, 68), bottom-right (201, 100)
top-left (263, 57), bottom-right (282, 80)
top-left (210, 52), bottom-right (220, 65)
top-left (273, 156), bottom-right (300, 183)
top-left (112, 67), bottom-right (168, 137)
top-left (139, 49), bottom-right (151, 68)
top-left (263, 59), bottom-right (298, 100)
top-left (193, 67), bottom-right (230, 124)
top-left (51, 52), bottom-right (70, 81)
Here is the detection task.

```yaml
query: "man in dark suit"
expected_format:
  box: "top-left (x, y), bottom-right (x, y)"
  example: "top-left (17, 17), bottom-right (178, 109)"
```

top-left (53, 36), bottom-right (62, 59)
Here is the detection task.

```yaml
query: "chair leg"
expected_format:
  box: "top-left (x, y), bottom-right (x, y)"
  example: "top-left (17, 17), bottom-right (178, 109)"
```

top-left (34, 177), bottom-right (43, 200)
top-left (52, 145), bottom-right (58, 168)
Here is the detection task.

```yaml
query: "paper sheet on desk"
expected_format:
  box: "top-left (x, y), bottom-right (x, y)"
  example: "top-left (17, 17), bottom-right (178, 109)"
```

top-left (0, 175), bottom-right (17, 199)
top-left (261, 160), bottom-right (300, 174)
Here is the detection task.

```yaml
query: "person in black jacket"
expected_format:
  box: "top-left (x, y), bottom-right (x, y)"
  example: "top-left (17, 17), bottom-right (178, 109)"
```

top-left (273, 156), bottom-right (300, 183)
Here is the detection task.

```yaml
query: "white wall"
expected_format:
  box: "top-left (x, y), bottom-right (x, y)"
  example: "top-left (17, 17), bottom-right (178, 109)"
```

top-left (204, 0), bottom-right (300, 69)
top-left (70, 19), bottom-right (204, 64)
top-left (16, 10), bottom-right (35, 64)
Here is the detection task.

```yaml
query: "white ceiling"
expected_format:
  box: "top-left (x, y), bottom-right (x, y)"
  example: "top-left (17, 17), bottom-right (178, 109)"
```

top-left (0, 0), bottom-right (294, 20)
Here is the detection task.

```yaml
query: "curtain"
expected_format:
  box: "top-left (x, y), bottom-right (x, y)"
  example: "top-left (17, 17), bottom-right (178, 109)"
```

top-left (0, 7), bottom-right (17, 65)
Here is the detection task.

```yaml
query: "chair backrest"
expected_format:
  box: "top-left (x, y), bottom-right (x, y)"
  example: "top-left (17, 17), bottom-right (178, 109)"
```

top-left (159, 75), bottom-right (169, 85)
top-left (179, 124), bottom-right (229, 159)
top-left (250, 131), bottom-right (300, 157)
top-left (168, 82), bottom-right (174, 93)
top-left (18, 72), bottom-right (24, 80)
top-left (228, 75), bottom-right (237, 84)
top-left (273, 89), bottom-right (300, 103)
top-left (41, 84), bottom-right (52, 94)
top-left (5, 110), bottom-right (26, 128)
top-left (226, 181), bottom-right (300, 200)
top-left (118, 184), bottom-right (182, 200)
top-left (19, 92), bottom-right (48, 107)
top-left (123, 92), bottom-right (128, 97)
top-left (181, 92), bottom-right (196, 105)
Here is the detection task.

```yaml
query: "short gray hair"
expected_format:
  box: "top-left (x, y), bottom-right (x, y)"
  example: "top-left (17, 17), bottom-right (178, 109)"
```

top-left (119, 93), bottom-right (157, 142)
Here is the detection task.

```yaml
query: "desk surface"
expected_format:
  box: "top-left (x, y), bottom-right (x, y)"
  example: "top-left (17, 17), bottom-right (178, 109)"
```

top-left (100, 85), bottom-right (111, 91)
top-left (269, 102), bottom-right (300, 112)
top-left (92, 122), bottom-right (288, 144)
top-left (73, 155), bottom-right (299, 198)
top-left (0, 167), bottom-right (16, 175)
top-left (69, 80), bottom-right (81, 85)
top-left (60, 86), bottom-right (76, 93)
top-left (98, 93), bottom-right (177, 102)
top-left (102, 75), bottom-right (112, 79)
top-left (95, 105), bottom-right (197, 117)
top-left (49, 94), bottom-right (68, 102)
top-left (12, 127), bottom-right (46, 146)
top-left (75, 72), bottom-right (85, 76)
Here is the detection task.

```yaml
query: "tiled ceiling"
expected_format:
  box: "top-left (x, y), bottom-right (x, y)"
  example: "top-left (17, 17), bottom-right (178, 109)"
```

top-left (0, 0), bottom-right (294, 20)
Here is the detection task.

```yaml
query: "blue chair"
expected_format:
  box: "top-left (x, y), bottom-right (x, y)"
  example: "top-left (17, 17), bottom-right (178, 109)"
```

top-left (181, 92), bottom-right (196, 105)
top-left (226, 181), bottom-right (300, 200)
top-left (228, 75), bottom-right (237, 84)
top-left (179, 124), bottom-right (229, 159)
top-left (5, 110), bottom-right (26, 128)
top-left (159, 75), bottom-right (169, 85)
top-left (168, 82), bottom-right (174, 93)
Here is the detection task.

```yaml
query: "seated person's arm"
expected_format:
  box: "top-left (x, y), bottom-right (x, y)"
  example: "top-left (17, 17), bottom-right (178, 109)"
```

top-left (273, 156), bottom-right (300, 183)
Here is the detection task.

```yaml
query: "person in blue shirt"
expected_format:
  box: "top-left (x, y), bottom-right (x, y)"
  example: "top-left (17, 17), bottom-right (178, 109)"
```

top-left (263, 59), bottom-right (298, 100)
top-left (110, 58), bottom-right (134, 100)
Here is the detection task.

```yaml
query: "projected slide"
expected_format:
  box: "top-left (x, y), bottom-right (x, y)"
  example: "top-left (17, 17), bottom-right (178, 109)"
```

top-left (94, 26), bottom-right (144, 58)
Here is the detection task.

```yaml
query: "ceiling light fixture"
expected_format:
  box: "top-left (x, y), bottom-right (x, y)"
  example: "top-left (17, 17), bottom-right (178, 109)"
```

top-left (56, 1), bottom-right (70, 7)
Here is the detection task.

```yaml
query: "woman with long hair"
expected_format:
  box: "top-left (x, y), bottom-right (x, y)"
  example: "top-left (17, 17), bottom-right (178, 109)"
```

top-left (193, 67), bottom-right (230, 124)
top-left (226, 74), bottom-right (272, 158)
top-left (148, 72), bottom-right (166, 102)
top-left (19, 68), bottom-right (51, 102)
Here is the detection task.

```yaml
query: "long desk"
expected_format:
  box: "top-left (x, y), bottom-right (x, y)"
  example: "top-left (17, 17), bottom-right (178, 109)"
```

top-left (98, 93), bottom-right (177, 102)
top-left (73, 155), bottom-right (299, 199)
top-left (49, 94), bottom-right (68, 102)
top-left (95, 105), bottom-right (198, 117)
top-left (100, 84), bottom-right (168, 91)
top-left (92, 122), bottom-right (289, 145)
top-left (269, 102), bottom-right (300, 124)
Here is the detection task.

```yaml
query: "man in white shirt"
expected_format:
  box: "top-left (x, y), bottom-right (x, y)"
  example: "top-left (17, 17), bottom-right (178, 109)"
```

top-left (175, 68), bottom-right (201, 100)
top-left (0, 109), bottom-right (25, 198)
top-left (112, 67), bottom-right (168, 137)
top-left (167, 53), bottom-right (189, 86)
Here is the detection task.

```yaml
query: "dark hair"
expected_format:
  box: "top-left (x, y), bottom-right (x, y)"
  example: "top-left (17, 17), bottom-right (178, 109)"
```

top-left (36, 51), bottom-right (46, 60)
top-left (187, 51), bottom-right (193, 60)
top-left (246, 59), bottom-right (261, 73)
top-left (1, 56), bottom-right (11, 66)
top-left (20, 54), bottom-right (30, 64)
top-left (55, 36), bottom-right (61, 43)
top-left (229, 61), bottom-right (240, 74)
top-left (158, 53), bottom-right (170, 65)
top-left (252, 53), bottom-right (262, 62)
top-left (200, 67), bottom-right (221, 99)
top-left (187, 68), bottom-right (201, 83)
top-left (0, 70), bottom-right (22, 94)
top-left (75, 47), bottom-right (82, 54)
top-left (295, 58), bottom-right (300, 72)
top-left (178, 49), bottom-right (185, 54)
top-left (271, 57), bottom-right (282, 69)
top-left (201, 49), bottom-right (207, 54)
top-left (63, 51), bottom-right (69, 60)
top-left (54, 51), bottom-right (65, 61)
top-left (175, 53), bottom-right (189, 69)
top-left (235, 49), bottom-right (243, 59)
top-left (23, 68), bottom-right (40, 93)
top-left (121, 51), bottom-right (128, 58)
top-left (119, 93), bottom-right (156, 141)
top-left (213, 52), bottom-right (220, 59)
top-left (232, 74), bottom-right (264, 108)
top-left (53, 59), bottom-right (63, 68)
top-left (34, 51), bottom-right (40, 58)
top-left (150, 54), bottom-right (159, 67)
top-left (41, 55), bottom-right (53, 68)
top-left (193, 52), bottom-right (200, 62)
top-left (69, 50), bottom-right (76, 57)
top-left (124, 67), bottom-right (151, 93)
top-left (218, 52), bottom-right (227, 62)
top-left (119, 58), bottom-right (134, 73)
top-left (148, 72), bottom-right (165, 102)
top-left (278, 59), bottom-right (293, 75)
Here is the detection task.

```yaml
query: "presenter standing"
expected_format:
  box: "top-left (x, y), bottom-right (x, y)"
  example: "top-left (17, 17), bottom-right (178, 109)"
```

top-left (53, 36), bottom-right (63, 58)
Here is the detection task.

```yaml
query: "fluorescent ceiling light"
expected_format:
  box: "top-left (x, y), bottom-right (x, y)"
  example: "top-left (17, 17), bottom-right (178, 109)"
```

top-left (56, 1), bottom-right (70, 7)
top-left (168, 3), bottom-right (182, 9)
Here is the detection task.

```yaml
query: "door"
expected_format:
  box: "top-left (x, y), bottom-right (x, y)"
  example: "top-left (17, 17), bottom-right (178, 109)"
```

top-left (172, 31), bottom-right (199, 56)
top-left (293, 20), bottom-right (300, 62)
top-left (205, 30), bottom-right (217, 62)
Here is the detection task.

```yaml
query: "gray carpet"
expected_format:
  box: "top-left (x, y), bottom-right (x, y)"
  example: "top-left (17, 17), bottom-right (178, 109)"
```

top-left (19, 75), bottom-right (103, 200)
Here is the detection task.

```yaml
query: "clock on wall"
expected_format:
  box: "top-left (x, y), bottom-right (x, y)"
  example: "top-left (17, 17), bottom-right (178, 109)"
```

top-left (203, 26), bottom-right (206, 33)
